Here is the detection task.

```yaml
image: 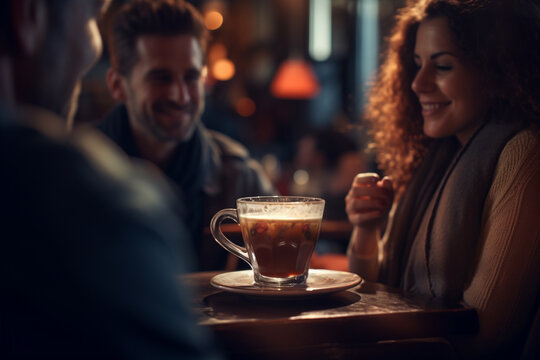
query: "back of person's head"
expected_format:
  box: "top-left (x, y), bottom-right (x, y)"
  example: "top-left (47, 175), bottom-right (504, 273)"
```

top-left (107, 0), bottom-right (209, 76)
top-left (0, 0), bottom-right (104, 119)
top-left (0, 0), bottom-right (70, 52)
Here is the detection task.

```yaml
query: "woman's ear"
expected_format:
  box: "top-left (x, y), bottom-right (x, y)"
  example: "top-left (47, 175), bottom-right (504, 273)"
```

top-left (106, 68), bottom-right (128, 102)
top-left (11, 0), bottom-right (48, 55)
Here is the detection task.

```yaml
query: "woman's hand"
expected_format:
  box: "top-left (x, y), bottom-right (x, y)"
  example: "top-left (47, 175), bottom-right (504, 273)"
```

top-left (345, 173), bottom-right (394, 230)
top-left (345, 173), bottom-right (393, 277)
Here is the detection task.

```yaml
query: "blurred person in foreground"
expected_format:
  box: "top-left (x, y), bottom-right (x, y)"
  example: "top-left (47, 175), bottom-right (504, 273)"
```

top-left (98, 0), bottom-right (275, 271)
top-left (0, 0), bottom-right (221, 358)
top-left (345, 0), bottom-right (540, 358)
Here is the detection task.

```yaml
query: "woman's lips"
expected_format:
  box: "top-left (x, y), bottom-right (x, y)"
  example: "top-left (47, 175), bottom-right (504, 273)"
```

top-left (421, 101), bottom-right (451, 117)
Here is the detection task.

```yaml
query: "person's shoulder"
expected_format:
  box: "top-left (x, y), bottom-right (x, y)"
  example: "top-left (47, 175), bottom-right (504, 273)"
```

top-left (504, 125), bottom-right (540, 151)
top-left (202, 128), bottom-right (276, 195)
top-left (498, 125), bottom-right (540, 170)
top-left (490, 125), bottom-right (540, 198)
top-left (205, 128), bottom-right (250, 159)
top-left (3, 106), bottom-right (181, 230)
top-left (1, 106), bottom-right (86, 174)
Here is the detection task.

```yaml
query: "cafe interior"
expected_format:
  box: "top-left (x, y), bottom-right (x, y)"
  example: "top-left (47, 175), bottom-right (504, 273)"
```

top-left (77, 0), bottom-right (395, 197)
top-left (76, 0), bottom-right (403, 264)
top-left (9, 0), bottom-right (538, 359)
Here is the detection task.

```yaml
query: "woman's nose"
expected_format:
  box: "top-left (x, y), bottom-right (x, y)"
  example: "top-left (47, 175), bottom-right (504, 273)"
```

top-left (411, 66), bottom-right (435, 94)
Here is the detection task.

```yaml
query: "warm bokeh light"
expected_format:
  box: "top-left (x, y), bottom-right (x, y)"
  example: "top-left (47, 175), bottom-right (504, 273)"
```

top-left (205, 11), bottom-right (224, 30)
top-left (293, 169), bottom-right (310, 186)
top-left (270, 59), bottom-right (320, 99)
top-left (212, 59), bottom-right (235, 81)
top-left (235, 97), bottom-right (256, 117)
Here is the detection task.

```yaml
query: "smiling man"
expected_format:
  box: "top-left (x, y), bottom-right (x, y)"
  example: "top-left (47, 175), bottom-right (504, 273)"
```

top-left (99, 0), bottom-right (275, 271)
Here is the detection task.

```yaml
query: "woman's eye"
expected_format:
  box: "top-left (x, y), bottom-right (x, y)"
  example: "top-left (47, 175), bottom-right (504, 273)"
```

top-left (436, 65), bottom-right (452, 71)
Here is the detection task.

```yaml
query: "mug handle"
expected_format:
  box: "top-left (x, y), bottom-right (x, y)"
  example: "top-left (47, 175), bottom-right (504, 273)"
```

top-left (210, 208), bottom-right (250, 266)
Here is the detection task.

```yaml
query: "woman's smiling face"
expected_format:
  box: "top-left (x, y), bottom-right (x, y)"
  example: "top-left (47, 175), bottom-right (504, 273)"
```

top-left (411, 17), bottom-right (488, 144)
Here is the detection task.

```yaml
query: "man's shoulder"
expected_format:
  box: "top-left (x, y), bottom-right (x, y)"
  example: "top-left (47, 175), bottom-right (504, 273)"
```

top-left (2, 108), bottom-right (181, 230)
top-left (205, 128), bottom-right (250, 160)
top-left (204, 128), bottom-right (267, 180)
top-left (1, 107), bottom-right (87, 173)
top-left (202, 128), bottom-right (276, 196)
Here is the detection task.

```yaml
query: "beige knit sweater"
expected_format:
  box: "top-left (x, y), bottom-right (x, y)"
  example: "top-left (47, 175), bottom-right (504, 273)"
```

top-left (459, 127), bottom-right (540, 357)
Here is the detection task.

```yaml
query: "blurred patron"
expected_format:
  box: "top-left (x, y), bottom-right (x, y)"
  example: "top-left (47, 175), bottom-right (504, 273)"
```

top-left (346, 0), bottom-right (540, 358)
top-left (290, 127), bottom-right (366, 255)
top-left (0, 0), bottom-right (221, 358)
top-left (99, 0), bottom-right (275, 271)
top-left (291, 128), bottom-right (367, 221)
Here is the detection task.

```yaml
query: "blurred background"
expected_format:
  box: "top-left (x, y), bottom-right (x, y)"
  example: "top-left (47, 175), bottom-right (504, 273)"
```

top-left (75, 0), bottom-right (405, 251)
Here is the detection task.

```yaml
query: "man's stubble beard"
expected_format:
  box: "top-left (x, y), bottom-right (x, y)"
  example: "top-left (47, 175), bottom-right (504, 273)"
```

top-left (130, 100), bottom-right (202, 144)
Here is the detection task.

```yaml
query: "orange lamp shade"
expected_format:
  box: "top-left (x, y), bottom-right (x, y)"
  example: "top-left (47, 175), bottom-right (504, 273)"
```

top-left (270, 59), bottom-right (320, 99)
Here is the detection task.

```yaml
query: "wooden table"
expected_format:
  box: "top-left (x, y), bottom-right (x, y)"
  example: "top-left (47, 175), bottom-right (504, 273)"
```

top-left (181, 271), bottom-right (478, 360)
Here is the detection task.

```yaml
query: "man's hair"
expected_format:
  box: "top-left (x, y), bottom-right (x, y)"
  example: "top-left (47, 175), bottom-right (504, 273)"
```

top-left (107, 0), bottom-right (209, 76)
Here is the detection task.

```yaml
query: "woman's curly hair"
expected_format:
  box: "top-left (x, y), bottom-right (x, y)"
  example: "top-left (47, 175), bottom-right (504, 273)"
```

top-left (365, 0), bottom-right (540, 197)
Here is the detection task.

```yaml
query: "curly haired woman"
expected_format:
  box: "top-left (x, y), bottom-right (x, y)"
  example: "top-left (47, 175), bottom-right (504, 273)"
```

top-left (345, 0), bottom-right (540, 358)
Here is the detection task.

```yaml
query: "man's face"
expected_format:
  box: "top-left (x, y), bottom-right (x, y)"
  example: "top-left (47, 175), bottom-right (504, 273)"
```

top-left (33, 0), bottom-right (105, 119)
top-left (121, 35), bottom-right (206, 143)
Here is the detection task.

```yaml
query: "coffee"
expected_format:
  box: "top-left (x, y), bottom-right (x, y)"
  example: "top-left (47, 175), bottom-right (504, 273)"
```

top-left (211, 196), bottom-right (325, 287)
top-left (239, 215), bottom-right (321, 278)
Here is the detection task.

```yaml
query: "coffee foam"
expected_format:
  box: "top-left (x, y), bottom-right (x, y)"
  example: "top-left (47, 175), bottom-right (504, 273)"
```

top-left (240, 213), bottom-right (322, 221)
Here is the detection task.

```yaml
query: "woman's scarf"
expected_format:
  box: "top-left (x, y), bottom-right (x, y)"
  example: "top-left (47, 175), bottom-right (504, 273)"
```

top-left (379, 137), bottom-right (458, 289)
top-left (380, 118), bottom-right (525, 302)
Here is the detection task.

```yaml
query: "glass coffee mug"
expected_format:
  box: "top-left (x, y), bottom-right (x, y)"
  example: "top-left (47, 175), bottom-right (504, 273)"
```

top-left (211, 196), bottom-right (325, 287)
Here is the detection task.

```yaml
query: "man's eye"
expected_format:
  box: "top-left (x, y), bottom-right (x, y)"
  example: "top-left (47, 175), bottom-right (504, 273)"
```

top-left (185, 73), bottom-right (201, 82)
top-left (150, 76), bottom-right (172, 84)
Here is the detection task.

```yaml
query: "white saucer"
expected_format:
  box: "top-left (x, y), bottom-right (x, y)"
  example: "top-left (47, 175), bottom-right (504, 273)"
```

top-left (210, 269), bottom-right (362, 297)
